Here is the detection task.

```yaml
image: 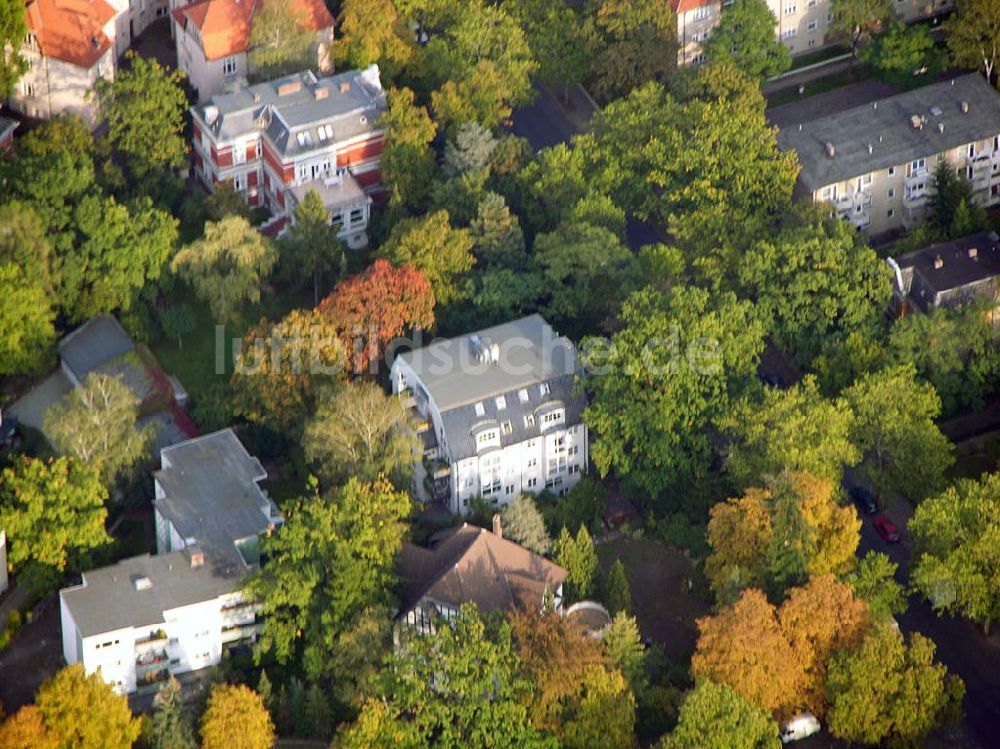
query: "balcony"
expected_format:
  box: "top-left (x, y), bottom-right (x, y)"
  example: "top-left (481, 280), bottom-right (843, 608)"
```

top-left (134, 629), bottom-right (167, 651)
top-left (136, 667), bottom-right (170, 695)
top-left (221, 622), bottom-right (258, 644)
top-left (135, 650), bottom-right (168, 673)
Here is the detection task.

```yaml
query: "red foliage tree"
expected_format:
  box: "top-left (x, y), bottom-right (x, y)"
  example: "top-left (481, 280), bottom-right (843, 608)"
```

top-left (319, 259), bottom-right (436, 374)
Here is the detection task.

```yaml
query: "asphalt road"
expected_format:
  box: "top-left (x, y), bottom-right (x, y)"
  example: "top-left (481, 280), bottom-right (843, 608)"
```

top-left (853, 491), bottom-right (1000, 749)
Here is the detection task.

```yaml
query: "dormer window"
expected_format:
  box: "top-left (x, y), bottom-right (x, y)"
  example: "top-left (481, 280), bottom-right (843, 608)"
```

top-left (474, 402), bottom-right (485, 417)
top-left (518, 388), bottom-right (529, 404)
top-left (495, 395), bottom-right (506, 410)
top-left (524, 414), bottom-right (535, 428)
top-left (317, 124), bottom-right (333, 141)
top-left (296, 131), bottom-right (312, 148)
top-left (501, 421), bottom-right (512, 436)
top-left (539, 383), bottom-right (550, 397)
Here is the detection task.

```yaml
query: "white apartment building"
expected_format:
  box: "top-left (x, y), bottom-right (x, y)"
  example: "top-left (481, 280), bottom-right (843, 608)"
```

top-left (170, 0), bottom-right (333, 102)
top-left (390, 315), bottom-right (589, 515)
top-left (777, 74), bottom-right (1000, 235)
top-left (59, 429), bottom-right (281, 694)
top-left (674, 0), bottom-right (723, 66)
top-left (191, 66), bottom-right (387, 246)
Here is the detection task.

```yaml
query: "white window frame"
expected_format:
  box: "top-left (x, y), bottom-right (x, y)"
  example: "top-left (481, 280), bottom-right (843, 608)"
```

top-left (222, 56), bottom-right (237, 76)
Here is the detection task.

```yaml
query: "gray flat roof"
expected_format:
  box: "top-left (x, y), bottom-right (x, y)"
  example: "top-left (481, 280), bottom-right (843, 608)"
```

top-left (57, 315), bottom-right (135, 382)
top-left (61, 552), bottom-right (239, 638)
top-left (777, 74), bottom-right (1000, 191)
top-left (397, 315), bottom-right (578, 412)
top-left (194, 66), bottom-right (386, 160)
top-left (154, 429), bottom-right (275, 575)
top-left (894, 231), bottom-right (1000, 311)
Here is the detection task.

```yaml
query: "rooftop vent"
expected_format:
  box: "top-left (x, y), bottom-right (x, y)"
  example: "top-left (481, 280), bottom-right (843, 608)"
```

top-left (867, 143), bottom-right (873, 155)
top-left (934, 255), bottom-right (944, 269)
top-left (969, 247), bottom-right (978, 259)
top-left (253, 92), bottom-right (261, 104)
top-left (873, 101), bottom-right (878, 110)
top-left (469, 334), bottom-right (500, 364)
top-left (910, 114), bottom-right (922, 129)
top-left (133, 576), bottom-right (152, 591)
top-left (825, 142), bottom-right (835, 159)
top-left (339, 81), bottom-right (351, 93)
top-left (204, 105), bottom-right (219, 126)
top-left (938, 123), bottom-right (945, 134)
top-left (277, 80), bottom-right (302, 96)
top-left (314, 86), bottom-right (329, 100)
top-left (961, 101), bottom-right (970, 114)
top-left (930, 106), bottom-right (943, 116)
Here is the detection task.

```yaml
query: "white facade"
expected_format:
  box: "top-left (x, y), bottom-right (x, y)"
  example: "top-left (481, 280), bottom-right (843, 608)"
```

top-left (8, 41), bottom-right (114, 124)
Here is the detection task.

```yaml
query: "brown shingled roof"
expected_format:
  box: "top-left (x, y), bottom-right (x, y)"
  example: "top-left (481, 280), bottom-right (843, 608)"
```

top-left (25, 0), bottom-right (115, 69)
top-left (396, 524), bottom-right (567, 617)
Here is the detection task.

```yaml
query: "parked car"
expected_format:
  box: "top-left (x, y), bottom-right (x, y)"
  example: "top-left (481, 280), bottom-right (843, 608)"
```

top-left (873, 515), bottom-right (900, 543)
top-left (849, 485), bottom-right (878, 515)
top-left (780, 712), bottom-right (821, 743)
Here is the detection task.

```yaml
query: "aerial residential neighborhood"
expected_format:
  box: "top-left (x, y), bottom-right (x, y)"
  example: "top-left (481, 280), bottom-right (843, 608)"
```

top-left (3, 0), bottom-right (1000, 747)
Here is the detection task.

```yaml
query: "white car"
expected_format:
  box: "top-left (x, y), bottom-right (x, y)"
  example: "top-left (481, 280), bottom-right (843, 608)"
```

top-left (780, 712), bottom-right (821, 744)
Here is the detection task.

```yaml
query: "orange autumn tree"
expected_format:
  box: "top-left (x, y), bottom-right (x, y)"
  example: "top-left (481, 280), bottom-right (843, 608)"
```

top-left (691, 588), bottom-right (805, 716)
top-left (778, 574), bottom-right (871, 715)
top-left (0, 706), bottom-right (60, 749)
top-left (318, 259), bottom-right (435, 374)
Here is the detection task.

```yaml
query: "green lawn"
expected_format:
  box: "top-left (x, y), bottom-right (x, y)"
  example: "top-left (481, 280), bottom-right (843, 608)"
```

top-left (766, 64), bottom-right (874, 107)
top-left (150, 284), bottom-right (310, 405)
top-left (786, 44), bottom-right (850, 71)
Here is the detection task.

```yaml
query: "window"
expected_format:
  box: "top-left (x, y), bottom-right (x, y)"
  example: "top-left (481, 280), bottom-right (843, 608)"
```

top-left (888, 188), bottom-right (895, 199)
top-left (495, 395), bottom-right (506, 410)
top-left (542, 411), bottom-right (563, 425)
top-left (859, 173), bottom-right (873, 188)
top-left (911, 158), bottom-right (926, 172)
top-left (505, 485), bottom-right (514, 495)
top-left (296, 131), bottom-right (313, 148)
top-left (296, 164), bottom-right (308, 181)
top-left (317, 124), bottom-right (334, 141)
top-left (477, 430), bottom-right (498, 444)
top-left (518, 388), bottom-right (529, 404)
top-left (527, 458), bottom-right (538, 468)
top-left (233, 173), bottom-right (245, 191)
top-left (21, 81), bottom-right (34, 98)
top-left (524, 413), bottom-right (535, 428)
top-left (234, 143), bottom-right (246, 165)
top-left (474, 402), bottom-right (485, 417)
top-left (807, 18), bottom-right (818, 30)
top-left (539, 383), bottom-right (550, 397)
top-left (969, 143), bottom-right (977, 159)
top-left (782, 28), bottom-right (797, 39)
top-left (349, 208), bottom-right (364, 225)
top-left (222, 56), bottom-right (237, 76)
top-left (785, 4), bottom-right (796, 14)
top-left (888, 166), bottom-right (896, 177)
top-left (807, 0), bottom-right (817, 6)
top-left (501, 421), bottom-right (512, 436)
top-left (887, 208), bottom-right (895, 218)
top-left (693, 5), bottom-right (710, 19)
top-left (527, 477), bottom-right (538, 488)
top-left (808, 39), bottom-right (816, 47)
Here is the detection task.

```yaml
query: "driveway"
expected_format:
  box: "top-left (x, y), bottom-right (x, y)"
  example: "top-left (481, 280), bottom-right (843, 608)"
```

top-left (7, 370), bottom-right (72, 436)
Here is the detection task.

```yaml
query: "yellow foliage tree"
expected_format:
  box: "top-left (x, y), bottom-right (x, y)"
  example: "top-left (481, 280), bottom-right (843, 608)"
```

top-left (35, 664), bottom-right (141, 749)
top-left (705, 488), bottom-right (773, 601)
top-left (0, 706), bottom-right (60, 749)
top-left (199, 684), bottom-right (274, 749)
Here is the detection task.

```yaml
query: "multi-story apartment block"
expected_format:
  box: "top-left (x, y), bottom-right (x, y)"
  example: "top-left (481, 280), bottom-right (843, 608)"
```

top-left (673, 0), bottom-right (722, 66)
top-left (191, 66), bottom-right (386, 246)
top-left (766, 0), bottom-right (831, 54)
top-left (170, 0), bottom-right (333, 102)
top-left (59, 429), bottom-right (282, 694)
top-left (390, 315), bottom-right (589, 515)
top-left (777, 74), bottom-right (1000, 235)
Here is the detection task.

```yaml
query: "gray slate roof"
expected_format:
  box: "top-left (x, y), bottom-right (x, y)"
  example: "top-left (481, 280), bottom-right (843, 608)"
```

top-left (154, 429), bottom-right (276, 575)
top-left (194, 66), bottom-right (386, 159)
top-left (398, 315), bottom-right (586, 462)
top-left (57, 315), bottom-right (134, 383)
top-left (61, 551), bottom-right (240, 638)
top-left (893, 231), bottom-right (1000, 311)
top-left (777, 74), bottom-right (1000, 192)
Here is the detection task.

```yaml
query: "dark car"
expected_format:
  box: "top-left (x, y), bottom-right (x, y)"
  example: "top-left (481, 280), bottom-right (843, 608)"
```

top-left (873, 515), bottom-right (901, 543)
top-left (849, 486), bottom-right (878, 515)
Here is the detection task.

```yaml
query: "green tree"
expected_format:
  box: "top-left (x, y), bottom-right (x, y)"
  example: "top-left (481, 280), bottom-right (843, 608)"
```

top-left (738, 212), bottom-right (891, 364)
top-left (94, 52), bottom-right (188, 178)
top-left (512, 0), bottom-right (593, 100)
top-left (280, 190), bottom-right (345, 306)
top-left (248, 0), bottom-right (317, 79)
top-left (248, 478), bottom-right (410, 689)
top-left (601, 612), bottom-right (646, 697)
top-left (863, 21), bottom-right (945, 87)
top-left (171, 216), bottom-right (277, 322)
top-left (200, 684), bottom-right (274, 749)
top-left (36, 664), bottom-right (142, 749)
top-left (583, 286), bottom-right (765, 498)
top-left (562, 664), bottom-right (635, 749)
top-left (662, 680), bottom-right (779, 749)
top-left (826, 625), bottom-right (964, 747)
top-left (0, 262), bottom-right (56, 375)
top-left (380, 87), bottom-right (438, 213)
top-left (555, 525), bottom-right (599, 602)
top-left (946, 0), bottom-right (1000, 81)
top-left (844, 364), bottom-right (954, 502)
top-left (302, 381), bottom-right (418, 489)
top-left (150, 678), bottom-right (195, 749)
top-left (910, 472), bottom-right (1000, 631)
top-left (588, 0), bottom-right (677, 102)
top-left (468, 269), bottom-right (543, 327)
top-left (0, 456), bottom-right (110, 573)
top-left (703, 0), bottom-right (790, 80)
top-left (157, 304), bottom-right (196, 350)
top-left (604, 559), bottom-right (632, 616)
top-left (499, 494), bottom-right (551, 555)
top-left (719, 376), bottom-right (860, 489)
top-left (469, 192), bottom-right (527, 269)
top-left (847, 551), bottom-right (907, 621)
top-left (303, 683), bottom-right (331, 739)
top-left (45, 373), bottom-right (155, 486)
top-left (334, 0), bottom-right (413, 75)
top-left (928, 159), bottom-right (988, 240)
top-left (442, 122), bottom-right (497, 177)
top-left (332, 698), bottom-right (422, 749)
top-left (533, 222), bottom-right (634, 338)
top-left (377, 210), bottom-right (474, 306)
top-left (0, 0), bottom-right (27, 99)
top-left (517, 143), bottom-right (589, 236)
top-left (373, 603), bottom-right (554, 748)
top-left (831, 0), bottom-right (893, 63)
top-left (0, 201), bottom-right (53, 293)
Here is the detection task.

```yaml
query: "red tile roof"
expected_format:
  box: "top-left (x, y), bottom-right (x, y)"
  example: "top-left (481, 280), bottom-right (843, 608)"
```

top-left (671, 0), bottom-right (718, 11)
top-left (25, 0), bottom-right (115, 69)
top-left (173, 0), bottom-right (332, 62)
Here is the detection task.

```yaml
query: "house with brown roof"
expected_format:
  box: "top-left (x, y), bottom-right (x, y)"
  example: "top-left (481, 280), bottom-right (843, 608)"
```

top-left (169, 0), bottom-right (333, 102)
top-left (395, 520), bottom-right (567, 635)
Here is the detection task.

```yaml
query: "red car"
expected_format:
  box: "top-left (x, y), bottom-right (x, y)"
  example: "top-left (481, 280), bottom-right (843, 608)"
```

top-left (873, 515), bottom-right (900, 543)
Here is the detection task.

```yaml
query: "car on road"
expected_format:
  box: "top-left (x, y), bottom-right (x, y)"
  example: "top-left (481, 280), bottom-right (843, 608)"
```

top-left (849, 486), bottom-right (878, 515)
top-left (873, 515), bottom-right (900, 543)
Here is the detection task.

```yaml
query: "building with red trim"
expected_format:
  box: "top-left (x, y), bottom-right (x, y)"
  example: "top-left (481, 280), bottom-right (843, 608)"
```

top-left (191, 65), bottom-right (386, 249)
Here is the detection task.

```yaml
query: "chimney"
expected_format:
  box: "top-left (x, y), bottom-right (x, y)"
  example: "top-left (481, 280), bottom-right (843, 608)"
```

top-left (253, 92), bottom-right (261, 104)
top-left (934, 255), bottom-right (944, 269)
top-left (314, 86), bottom-right (329, 100)
top-left (938, 123), bottom-right (945, 134)
top-left (188, 546), bottom-right (205, 568)
top-left (339, 81), bottom-right (351, 93)
top-left (910, 114), bottom-right (922, 129)
top-left (961, 101), bottom-right (970, 114)
top-left (825, 142), bottom-right (835, 159)
top-left (867, 143), bottom-right (873, 155)
top-left (277, 80), bottom-right (302, 96)
top-left (492, 513), bottom-right (502, 539)
top-left (133, 576), bottom-right (152, 591)
top-left (873, 101), bottom-right (878, 110)
top-left (969, 247), bottom-right (978, 259)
